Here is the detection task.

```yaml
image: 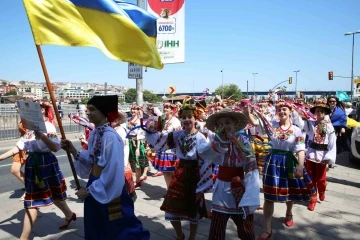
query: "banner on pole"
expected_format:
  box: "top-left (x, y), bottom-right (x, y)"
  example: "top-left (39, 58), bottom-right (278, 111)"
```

top-left (147, 0), bottom-right (185, 64)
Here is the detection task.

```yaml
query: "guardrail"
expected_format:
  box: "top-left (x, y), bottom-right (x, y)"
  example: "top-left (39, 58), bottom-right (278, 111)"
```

top-left (0, 103), bottom-right (165, 140)
top-left (0, 114), bottom-right (83, 140)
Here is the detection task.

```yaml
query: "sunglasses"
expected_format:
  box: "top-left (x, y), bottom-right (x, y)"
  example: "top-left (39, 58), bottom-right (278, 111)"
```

top-left (328, 100), bottom-right (336, 103)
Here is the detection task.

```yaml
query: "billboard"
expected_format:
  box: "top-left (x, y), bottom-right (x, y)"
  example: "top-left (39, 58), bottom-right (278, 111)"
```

top-left (354, 78), bottom-right (360, 97)
top-left (147, 0), bottom-right (185, 64)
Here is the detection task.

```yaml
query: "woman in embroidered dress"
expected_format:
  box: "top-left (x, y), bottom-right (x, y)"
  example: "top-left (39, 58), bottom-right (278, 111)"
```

top-left (128, 104), bottom-right (149, 187)
top-left (203, 108), bottom-right (260, 240)
top-left (61, 95), bottom-right (150, 239)
top-left (0, 104), bottom-right (28, 201)
top-left (151, 102), bottom-right (182, 187)
top-left (0, 103), bottom-right (75, 240)
top-left (110, 111), bottom-right (137, 202)
top-left (259, 100), bottom-right (316, 240)
top-left (145, 104), bottom-right (213, 240)
top-left (304, 99), bottom-right (336, 211)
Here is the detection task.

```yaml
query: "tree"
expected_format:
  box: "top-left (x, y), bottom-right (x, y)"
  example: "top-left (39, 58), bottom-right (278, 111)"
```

top-left (214, 84), bottom-right (243, 101)
top-left (86, 89), bottom-right (94, 92)
top-left (144, 90), bottom-right (162, 103)
top-left (124, 88), bottom-right (137, 103)
top-left (81, 97), bottom-right (90, 104)
top-left (4, 90), bottom-right (17, 96)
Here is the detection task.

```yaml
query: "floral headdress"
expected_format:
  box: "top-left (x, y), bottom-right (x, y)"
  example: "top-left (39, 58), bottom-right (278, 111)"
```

top-left (275, 99), bottom-right (292, 110)
top-left (163, 102), bottom-right (178, 112)
top-left (178, 104), bottom-right (199, 119)
top-left (310, 98), bottom-right (331, 115)
top-left (130, 103), bottom-right (143, 111)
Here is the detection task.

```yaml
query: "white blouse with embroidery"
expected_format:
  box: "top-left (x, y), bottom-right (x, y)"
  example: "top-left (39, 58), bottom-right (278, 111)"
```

top-left (145, 130), bottom-right (215, 193)
top-left (270, 122), bottom-right (306, 152)
top-left (75, 124), bottom-right (125, 204)
top-left (304, 120), bottom-right (336, 164)
top-left (200, 134), bottom-right (260, 218)
top-left (16, 121), bottom-right (60, 152)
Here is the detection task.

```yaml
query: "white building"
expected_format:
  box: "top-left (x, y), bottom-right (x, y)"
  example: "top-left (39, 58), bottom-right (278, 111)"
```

top-left (17, 85), bottom-right (43, 99)
top-left (91, 90), bottom-right (125, 101)
top-left (57, 88), bottom-right (90, 99)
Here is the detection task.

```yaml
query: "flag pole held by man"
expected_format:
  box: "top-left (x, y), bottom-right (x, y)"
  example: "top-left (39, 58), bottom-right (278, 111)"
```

top-left (23, 0), bottom-right (164, 69)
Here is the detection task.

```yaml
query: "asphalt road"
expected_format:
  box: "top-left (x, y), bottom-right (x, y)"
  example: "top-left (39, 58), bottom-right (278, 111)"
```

top-left (0, 141), bottom-right (82, 193)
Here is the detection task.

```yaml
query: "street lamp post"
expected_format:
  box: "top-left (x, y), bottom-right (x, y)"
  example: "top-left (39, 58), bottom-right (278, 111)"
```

top-left (345, 30), bottom-right (360, 100)
top-left (294, 70), bottom-right (300, 97)
top-left (252, 73), bottom-right (258, 101)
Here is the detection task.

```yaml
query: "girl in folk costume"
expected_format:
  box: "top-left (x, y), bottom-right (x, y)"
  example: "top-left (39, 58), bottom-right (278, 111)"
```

top-left (151, 102), bottom-right (182, 188)
top-left (61, 95), bottom-right (150, 239)
top-left (110, 111), bottom-right (137, 202)
top-left (204, 108), bottom-right (260, 240)
top-left (0, 104), bottom-right (29, 201)
top-left (259, 100), bottom-right (316, 240)
top-left (305, 99), bottom-right (336, 211)
top-left (128, 103), bottom-right (149, 187)
top-left (0, 103), bottom-right (75, 240)
top-left (145, 104), bottom-right (214, 240)
top-left (68, 114), bottom-right (94, 150)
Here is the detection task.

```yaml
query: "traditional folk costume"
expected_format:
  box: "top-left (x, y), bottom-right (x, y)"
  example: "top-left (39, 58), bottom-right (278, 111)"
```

top-left (263, 100), bottom-right (316, 203)
top-left (114, 114), bottom-right (137, 202)
top-left (74, 96), bottom-right (149, 239)
top-left (203, 109), bottom-right (260, 240)
top-left (128, 105), bottom-right (149, 171)
top-left (145, 105), bottom-right (213, 224)
top-left (13, 121), bottom-right (28, 164)
top-left (151, 103), bottom-right (181, 173)
top-left (17, 119), bottom-right (67, 208)
top-left (304, 99), bottom-right (336, 211)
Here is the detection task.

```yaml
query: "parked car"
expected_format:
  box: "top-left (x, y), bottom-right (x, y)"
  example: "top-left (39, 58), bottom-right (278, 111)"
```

top-left (349, 104), bottom-right (360, 163)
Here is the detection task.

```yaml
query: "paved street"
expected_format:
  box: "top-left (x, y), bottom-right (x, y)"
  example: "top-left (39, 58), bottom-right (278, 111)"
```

top-left (0, 146), bottom-right (359, 239)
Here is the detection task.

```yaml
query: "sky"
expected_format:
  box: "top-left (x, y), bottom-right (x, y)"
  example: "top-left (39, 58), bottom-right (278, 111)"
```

top-left (0, 0), bottom-right (359, 94)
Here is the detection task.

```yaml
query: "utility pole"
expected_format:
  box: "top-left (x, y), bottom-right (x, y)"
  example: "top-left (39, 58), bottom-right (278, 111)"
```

top-left (247, 80), bottom-right (248, 97)
top-left (104, 82), bottom-right (107, 96)
top-left (136, 0), bottom-right (144, 106)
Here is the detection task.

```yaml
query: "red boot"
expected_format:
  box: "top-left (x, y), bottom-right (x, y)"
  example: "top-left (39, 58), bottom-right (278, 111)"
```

top-left (307, 201), bottom-right (316, 211)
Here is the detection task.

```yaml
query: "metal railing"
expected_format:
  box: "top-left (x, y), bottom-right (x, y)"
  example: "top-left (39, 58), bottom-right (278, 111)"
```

top-left (0, 103), bottom-right (165, 140)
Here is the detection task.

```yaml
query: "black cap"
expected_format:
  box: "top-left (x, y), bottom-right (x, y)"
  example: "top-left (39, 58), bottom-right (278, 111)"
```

top-left (88, 95), bottom-right (118, 117)
top-left (195, 100), bottom-right (206, 110)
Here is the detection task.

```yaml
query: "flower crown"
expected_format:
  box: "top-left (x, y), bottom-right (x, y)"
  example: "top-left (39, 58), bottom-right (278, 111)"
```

top-left (130, 103), bottom-right (142, 111)
top-left (178, 104), bottom-right (199, 118)
top-left (313, 98), bottom-right (328, 108)
top-left (275, 99), bottom-right (292, 110)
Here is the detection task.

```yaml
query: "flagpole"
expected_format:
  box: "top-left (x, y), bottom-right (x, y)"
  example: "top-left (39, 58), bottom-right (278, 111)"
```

top-left (35, 45), bottom-right (80, 190)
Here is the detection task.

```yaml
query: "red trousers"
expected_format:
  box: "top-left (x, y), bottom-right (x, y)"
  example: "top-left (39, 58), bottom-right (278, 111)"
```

top-left (209, 211), bottom-right (255, 240)
top-left (305, 160), bottom-right (327, 198)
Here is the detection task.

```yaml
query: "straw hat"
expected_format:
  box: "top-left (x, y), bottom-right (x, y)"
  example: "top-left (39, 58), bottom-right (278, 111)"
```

top-left (206, 108), bottom-right (248, 132)
top-left (310, 99), bottom-right (331, 115)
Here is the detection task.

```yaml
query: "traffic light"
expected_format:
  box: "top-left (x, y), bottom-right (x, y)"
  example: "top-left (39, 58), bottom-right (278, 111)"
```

top-left (328, 71), bottom-right (333, 80)
top-left (289, 77), bottom-right (292, 84)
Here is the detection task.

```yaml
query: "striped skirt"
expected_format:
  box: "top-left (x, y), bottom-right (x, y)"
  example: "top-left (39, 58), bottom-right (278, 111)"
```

top-left (24, 152), bottom-right (67, 208)
top-left (263, 152), bottom-right (316, 202)
top-left (152, 149), bottom-right (179, 172)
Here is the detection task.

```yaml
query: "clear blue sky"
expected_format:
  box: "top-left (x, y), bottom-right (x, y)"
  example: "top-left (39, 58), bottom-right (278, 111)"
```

top-left (0, 0), bottom-right (359, 94)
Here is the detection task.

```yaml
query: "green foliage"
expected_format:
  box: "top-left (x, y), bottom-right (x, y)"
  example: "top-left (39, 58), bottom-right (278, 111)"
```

top-left (125, 88), bottom-right (161, 103)
top-left (81, 97), bottom-right (90, 104)
top-left (4, 90), bottom-right (17, 96)
top-left (144, 90), bottom-right (162, 103)
top-left (86, 89), bottom-right (94, 92)
top-left (124, 88), bottom-right (136, 103)
top-left (214, 84), bottom-right (243, 101)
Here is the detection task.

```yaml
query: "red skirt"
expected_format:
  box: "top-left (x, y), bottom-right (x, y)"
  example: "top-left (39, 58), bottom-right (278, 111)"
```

top-left (124, 168), bottom-right (136, 199)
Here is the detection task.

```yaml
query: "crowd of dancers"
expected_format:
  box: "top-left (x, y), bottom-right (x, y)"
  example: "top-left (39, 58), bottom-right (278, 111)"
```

top-left (0, 93), bottom-right (348, 240)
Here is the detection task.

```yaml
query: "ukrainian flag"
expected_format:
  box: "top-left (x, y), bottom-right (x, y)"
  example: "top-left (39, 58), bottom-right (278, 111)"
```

top-left (23, 0), bottom-right (163, 69)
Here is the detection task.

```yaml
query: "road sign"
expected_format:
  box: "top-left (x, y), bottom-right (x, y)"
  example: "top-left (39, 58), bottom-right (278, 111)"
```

top-left (169, 86), bottom-right (176, 94)
top-left (128, 63), bottom-right (143, 79)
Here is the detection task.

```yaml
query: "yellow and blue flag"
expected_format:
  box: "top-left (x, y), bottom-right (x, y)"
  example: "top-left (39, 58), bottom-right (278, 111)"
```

top-left (23, 0), bottom-right (163, 69)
